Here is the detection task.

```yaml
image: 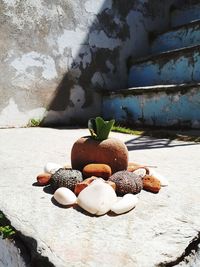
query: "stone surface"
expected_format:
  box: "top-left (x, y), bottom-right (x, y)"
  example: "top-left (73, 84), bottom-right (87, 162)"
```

top-left (0, 128), bottom-right (200, 267)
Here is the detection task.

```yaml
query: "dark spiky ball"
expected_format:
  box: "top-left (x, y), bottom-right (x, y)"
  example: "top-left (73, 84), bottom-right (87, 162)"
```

top-left (108, 170), bottom-right (143, 196)
top-left (51, 168), bottom-right (83, 191)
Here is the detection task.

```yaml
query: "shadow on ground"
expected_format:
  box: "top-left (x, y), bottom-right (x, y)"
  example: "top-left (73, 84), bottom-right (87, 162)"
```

top-left (125, 134), bottom-right (198, 151)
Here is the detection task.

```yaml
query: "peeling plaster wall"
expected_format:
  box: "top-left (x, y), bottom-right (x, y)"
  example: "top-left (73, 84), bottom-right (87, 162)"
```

top-left (0, 0), bottom-right (175, 127)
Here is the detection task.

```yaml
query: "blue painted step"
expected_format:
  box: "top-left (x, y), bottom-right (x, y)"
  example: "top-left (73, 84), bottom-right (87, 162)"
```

top-left (102, 84), bottom-right (200, 128)
top-left (151, 20), bottom-right (200, 54)
top-left (128, 45), bottom-right (200, 87)
top-left (171, 3), bottom-right (200, 27)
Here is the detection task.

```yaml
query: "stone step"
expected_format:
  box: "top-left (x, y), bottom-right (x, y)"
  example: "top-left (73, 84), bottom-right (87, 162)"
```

top-left (151, 20), bottom-right (200, 54)
top-left (128, 45), bottom-right (200, 87)
top-left (102, 83), bottom-right (200, 128)
top-left (171, 3), bottom-right (200, 27)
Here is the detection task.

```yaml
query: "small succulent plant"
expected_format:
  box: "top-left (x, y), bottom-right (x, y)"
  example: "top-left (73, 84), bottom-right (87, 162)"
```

top-left (0, 212), bottom-right (15, 239)
top-left (88, 117), bottom-right (115, 141)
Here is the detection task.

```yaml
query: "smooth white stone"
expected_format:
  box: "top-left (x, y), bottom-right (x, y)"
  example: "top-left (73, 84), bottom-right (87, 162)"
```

top-left (111, 194), bottom-right (138, 214)
top-left (132, 168), bottom-right (147, 178)
top-left (149, 169), bottom-right (169, 187)
top-left (54, 187), bottom-right (77, 206)
top-left (44, 162), bottom-right (62, 174)
top-left (77, 179), bottom-right (117, 216)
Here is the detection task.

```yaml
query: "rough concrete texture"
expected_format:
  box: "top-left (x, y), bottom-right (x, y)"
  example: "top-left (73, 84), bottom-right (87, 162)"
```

top-left (0, 0), bottom-right (175, 127)
top-left (0, 128), bottom-right (200, 267)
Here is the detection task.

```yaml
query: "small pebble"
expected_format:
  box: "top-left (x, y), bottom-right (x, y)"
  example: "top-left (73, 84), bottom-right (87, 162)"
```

top-left (77, 179), bottom-right (117, 215)
top-left (54, 187), bottom-right (77, 206)
top-left (37, 173), bottom-right (52, 185)
top-left (143, 175), bottom-right (161, 193)
top-left (83, 163), bottom-right (112, 180)
top-left (111, 194), bottom-right (138, 214)
top-left (44, 162), bottom-right (62, 174)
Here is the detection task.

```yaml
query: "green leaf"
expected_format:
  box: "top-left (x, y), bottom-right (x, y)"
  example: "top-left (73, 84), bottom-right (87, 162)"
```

top-left (88, 118), bottom-right (97, 138)
top-left (0, 226), bottom-right (15, 239)
top-left (95, 117), bottom-right (115, 140)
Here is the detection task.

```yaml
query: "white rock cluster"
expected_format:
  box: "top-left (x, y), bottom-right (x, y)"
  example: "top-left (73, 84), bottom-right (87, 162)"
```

top-left (44, 162), bottom-right (169, 216)
top-left (53, 179), bottom-right (138, 215)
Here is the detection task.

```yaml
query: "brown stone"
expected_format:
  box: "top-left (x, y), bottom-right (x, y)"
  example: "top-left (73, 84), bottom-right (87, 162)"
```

top-left (142, 175), bottom-right (161, 193)
top-left (71, 136), bottom-right (128, 174)
top-left (37, 173), bottom-right (52, 185)
top-left (83, 163), bottom-right (112, 180)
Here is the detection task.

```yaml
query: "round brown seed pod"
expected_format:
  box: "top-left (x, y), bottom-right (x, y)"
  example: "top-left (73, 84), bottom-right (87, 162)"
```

top-left (51, 168), bottom-right (83, 191)
top-left (108, 171), bottom-right (143, 196)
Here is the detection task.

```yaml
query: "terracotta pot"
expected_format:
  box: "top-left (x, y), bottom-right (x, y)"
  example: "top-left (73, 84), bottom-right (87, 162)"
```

top-left (71, 136), bottom-right (128, 174)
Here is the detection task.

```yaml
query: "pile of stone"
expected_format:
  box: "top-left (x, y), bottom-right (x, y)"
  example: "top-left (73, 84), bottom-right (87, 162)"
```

top-left (36, 161), bottom-right (168, 216)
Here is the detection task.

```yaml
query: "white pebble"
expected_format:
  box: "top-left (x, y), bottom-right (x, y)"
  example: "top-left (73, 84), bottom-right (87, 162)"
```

top-left (132, 168), bottom-right (147, 178)
top-left (149, 169), bottom-right (169, 187)
top-left (44, 162), bottom-right (62, 174)
top-left (54, 187), bottom-right (77, 206)
top-left (77, 179), bottom-right (117, 216)
top-left (111, 194), bottom-right (138, 214)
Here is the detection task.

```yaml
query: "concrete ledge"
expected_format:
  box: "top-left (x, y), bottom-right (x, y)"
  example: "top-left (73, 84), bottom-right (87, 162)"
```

top-left (0, 128), bottom-right (200, 267)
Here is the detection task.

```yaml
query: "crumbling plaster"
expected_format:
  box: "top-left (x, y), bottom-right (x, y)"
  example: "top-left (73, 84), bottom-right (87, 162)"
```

top-left (0, 0), bottom-right (176, 127)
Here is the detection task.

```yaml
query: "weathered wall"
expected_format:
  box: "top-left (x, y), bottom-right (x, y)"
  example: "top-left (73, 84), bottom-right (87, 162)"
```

top-left (0, 0), bottom-right (175, 127)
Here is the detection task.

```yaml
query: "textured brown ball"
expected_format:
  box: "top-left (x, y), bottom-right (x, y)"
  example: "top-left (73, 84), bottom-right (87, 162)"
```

top-left (51, 168), bottom-right (83, 191)
top-left (71, 136), bottom-right (128, 174)
top-left (108, 171), bottom-right (143, 196)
